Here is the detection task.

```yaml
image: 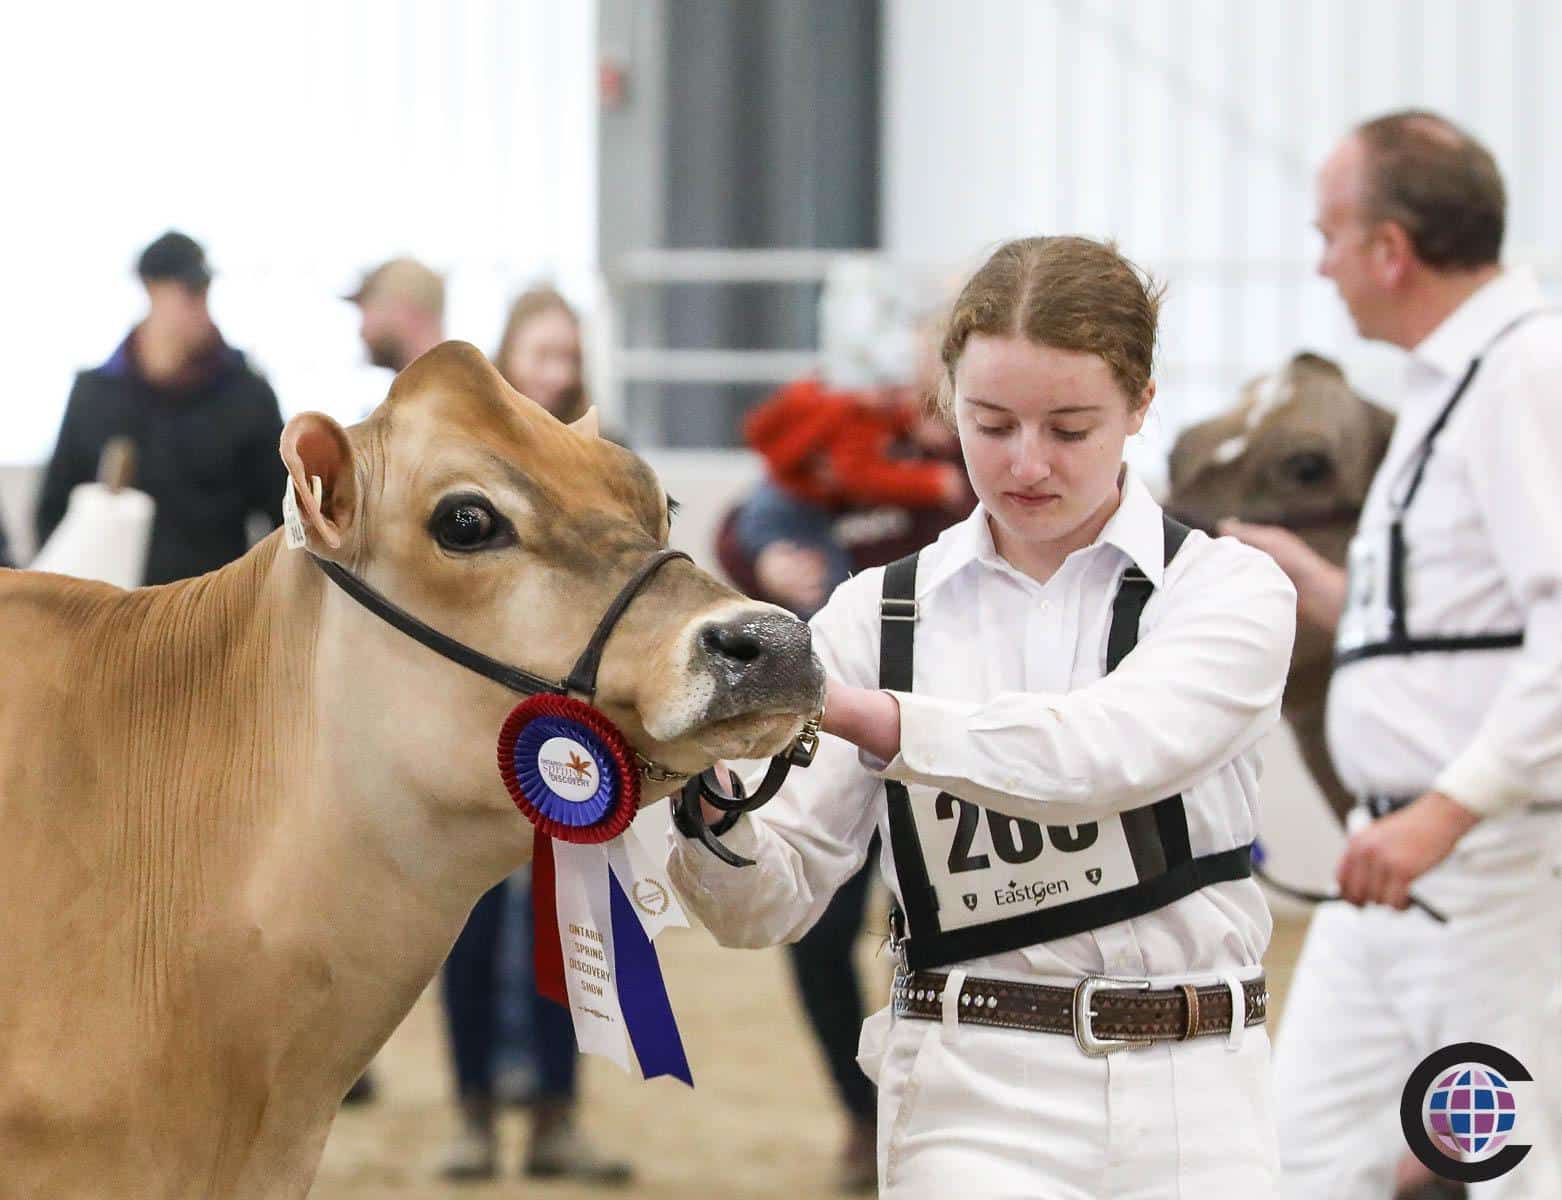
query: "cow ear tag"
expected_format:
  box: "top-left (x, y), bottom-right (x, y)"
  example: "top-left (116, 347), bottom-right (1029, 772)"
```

top-left (282, 475), bottom-right (323, 551)
top-left (497, 695), bottom-right (639, 843)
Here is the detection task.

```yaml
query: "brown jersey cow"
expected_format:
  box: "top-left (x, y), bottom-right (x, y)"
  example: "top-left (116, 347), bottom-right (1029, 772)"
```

top-left (1167, 351), bottom-right (1393, 823)
top-left (0, 342), bottom-right (823, 1198)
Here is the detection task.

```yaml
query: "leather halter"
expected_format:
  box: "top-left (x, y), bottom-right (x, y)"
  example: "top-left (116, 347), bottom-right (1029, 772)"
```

top-left (308, 548), bottom-right (817, 864)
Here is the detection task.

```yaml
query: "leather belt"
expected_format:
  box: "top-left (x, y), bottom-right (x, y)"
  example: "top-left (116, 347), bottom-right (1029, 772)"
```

top-left (893, 969), bottom-right (1267, 1057)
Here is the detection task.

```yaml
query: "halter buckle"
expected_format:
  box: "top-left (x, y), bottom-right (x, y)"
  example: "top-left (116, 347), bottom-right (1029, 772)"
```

top-left (786, 716), bottom-right (822, 767)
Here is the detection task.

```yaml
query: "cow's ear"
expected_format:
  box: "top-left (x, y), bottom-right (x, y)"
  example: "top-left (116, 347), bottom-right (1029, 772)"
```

top-left (569, 406), bottom-right (601, 440)
top-left (279, 413), bottom-right (358, 551)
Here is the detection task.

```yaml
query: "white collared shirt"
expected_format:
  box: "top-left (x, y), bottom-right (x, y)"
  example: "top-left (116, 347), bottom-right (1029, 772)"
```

top-left (1327, 268), bottom-right (1562, 820)
top-left (668, 471), bottom-right (1297, 982)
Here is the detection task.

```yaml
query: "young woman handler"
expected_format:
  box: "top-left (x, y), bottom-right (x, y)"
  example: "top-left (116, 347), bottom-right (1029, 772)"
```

top-left (668, 236), bottom-right (1297, 1199)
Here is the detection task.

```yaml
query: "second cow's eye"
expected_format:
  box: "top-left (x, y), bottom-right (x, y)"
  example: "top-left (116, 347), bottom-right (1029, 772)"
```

top-left (1282, 451), bottom-right (1334, 486)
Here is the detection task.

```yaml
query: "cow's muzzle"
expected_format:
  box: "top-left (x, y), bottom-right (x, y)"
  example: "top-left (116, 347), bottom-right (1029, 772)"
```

top-left (694, 609), bottom-right (825, 724)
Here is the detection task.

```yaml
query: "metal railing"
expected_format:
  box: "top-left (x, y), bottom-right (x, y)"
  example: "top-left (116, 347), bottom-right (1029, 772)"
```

top-left (598, 246), bottom-right (1562, 448)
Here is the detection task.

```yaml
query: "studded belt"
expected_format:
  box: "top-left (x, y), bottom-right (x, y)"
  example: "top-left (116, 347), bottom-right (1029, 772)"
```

top-left (892, 969), bottom-right (1268, 1056)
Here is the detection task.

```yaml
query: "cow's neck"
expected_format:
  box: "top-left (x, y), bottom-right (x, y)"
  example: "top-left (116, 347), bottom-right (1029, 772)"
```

top-left (240, 538), bottom-right (535, 1105)
top-left (115, 535), bottom-right (532, 1139)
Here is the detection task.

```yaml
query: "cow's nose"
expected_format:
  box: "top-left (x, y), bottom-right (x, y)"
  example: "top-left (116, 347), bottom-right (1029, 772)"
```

top-left (701, 622), bottom-right (764, 663)
top-left (693, 608), bottom-right (825, 724)
top-left (699, 610), bottom-right (811, 667)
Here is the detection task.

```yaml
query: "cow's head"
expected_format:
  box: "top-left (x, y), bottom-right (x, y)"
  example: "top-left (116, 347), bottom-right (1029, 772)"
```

top-left (279, 342), bottom-right (824, 820)
top-left (1166, 350), bottom-right (1393, 679)
top-left (1167, 351), bottom-right (1392, 554)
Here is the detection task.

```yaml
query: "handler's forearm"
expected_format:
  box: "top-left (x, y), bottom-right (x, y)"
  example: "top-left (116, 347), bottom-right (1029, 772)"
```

top-left (821, 682), bottom-right (902, 764)
top-left (1297, 558), bottom-right (1347, 635)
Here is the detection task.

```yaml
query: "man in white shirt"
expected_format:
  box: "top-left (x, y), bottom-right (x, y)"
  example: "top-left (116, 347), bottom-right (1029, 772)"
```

top-left (1226, 111), bottom-right (1562, 1198)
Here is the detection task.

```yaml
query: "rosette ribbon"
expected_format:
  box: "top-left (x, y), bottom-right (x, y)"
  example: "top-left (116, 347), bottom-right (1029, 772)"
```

top-left (499, 695), bottom-right (694, 1085)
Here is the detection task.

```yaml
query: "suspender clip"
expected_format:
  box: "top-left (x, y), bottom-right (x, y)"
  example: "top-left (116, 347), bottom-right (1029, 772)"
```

top-left (888, 906), bottom-right (910, 970)
top-left (880, 598), bottom-right (918, 622)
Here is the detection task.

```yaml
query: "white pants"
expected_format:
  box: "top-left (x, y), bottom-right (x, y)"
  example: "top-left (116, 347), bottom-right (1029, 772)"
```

top-left (857, 998), bottom-right (1280, 1199)
top-left (1272, 815), bottom-right (1562, 1199)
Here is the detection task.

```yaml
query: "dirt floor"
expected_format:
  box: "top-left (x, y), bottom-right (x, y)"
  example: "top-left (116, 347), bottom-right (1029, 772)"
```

top-left (311, 906), bottom-right (1311, 1200)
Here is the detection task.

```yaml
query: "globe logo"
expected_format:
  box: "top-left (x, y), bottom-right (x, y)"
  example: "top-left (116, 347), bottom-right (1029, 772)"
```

top-left (1425, 1064), bottom-right (1518, 1159)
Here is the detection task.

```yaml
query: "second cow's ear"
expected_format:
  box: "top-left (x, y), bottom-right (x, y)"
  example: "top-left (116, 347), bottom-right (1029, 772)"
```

top-left (279, 413), bottom-right (359, 551)
top-left (1361, 397), bottom-right (1396, 483)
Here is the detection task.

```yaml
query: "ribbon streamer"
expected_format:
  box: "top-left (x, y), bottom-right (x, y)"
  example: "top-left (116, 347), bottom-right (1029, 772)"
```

top-left (531, 832), bottom-right (567, 1007)
top-left (532, 819), bottom-right (695, 1086)
top-left (607, 862), bottom-right (693, 1085)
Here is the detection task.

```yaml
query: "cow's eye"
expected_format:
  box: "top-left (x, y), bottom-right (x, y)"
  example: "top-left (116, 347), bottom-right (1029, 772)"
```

top-left (430, 495), bottom-right (512, 552)
top-left (1282, 451), bottom-right (1334, 486)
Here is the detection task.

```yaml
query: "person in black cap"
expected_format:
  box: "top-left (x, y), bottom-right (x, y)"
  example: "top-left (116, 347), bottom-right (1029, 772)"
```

top-left (35, 231), bottom-right (285, 585)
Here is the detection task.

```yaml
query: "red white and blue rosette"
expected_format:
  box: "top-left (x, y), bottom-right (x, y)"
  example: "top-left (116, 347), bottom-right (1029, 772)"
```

top-left (497, 695), bottom-right (639, 844)
top-left (496, 694), bottom-right (693, 1087)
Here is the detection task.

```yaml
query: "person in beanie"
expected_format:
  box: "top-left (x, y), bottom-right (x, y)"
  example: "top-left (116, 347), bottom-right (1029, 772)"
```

top-left (35, 231), bottom-right (285, 585)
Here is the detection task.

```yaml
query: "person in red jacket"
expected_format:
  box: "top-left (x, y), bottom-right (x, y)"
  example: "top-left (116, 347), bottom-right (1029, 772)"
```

top-left (732, 260), bottom-right (970, 621)
top-left (744, 377), bottom-right (966, 512)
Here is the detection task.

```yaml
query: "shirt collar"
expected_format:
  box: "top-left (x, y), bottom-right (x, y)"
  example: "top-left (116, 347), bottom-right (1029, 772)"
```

top-left (915, 466), bottom-right (1168, 597)
top-left (1412, 266), bottom-right (1548, 381)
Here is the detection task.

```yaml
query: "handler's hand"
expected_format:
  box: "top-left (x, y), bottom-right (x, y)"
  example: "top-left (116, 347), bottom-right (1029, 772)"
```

top-left (1336, 791), bottom-right (1479, 910)
top-left (699, 762), bottom-right (739, 828)
top-left (1219, 518), bottom-right (1347, 634)
top-left (821, 678), bottom-right (902, 765)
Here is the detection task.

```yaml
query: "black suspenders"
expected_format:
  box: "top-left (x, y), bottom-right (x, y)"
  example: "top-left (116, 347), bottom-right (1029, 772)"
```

top-left (883, 513), bottom-right (1254, 972)
top-left (1335, 309), bottom-right (1553, 668)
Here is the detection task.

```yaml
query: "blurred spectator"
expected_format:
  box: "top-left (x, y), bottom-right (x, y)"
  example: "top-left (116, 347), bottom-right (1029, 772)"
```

top-left (345, 257), bottom-right (446, 372)
top-left (336, 254), bottom-right (449, 1112)
top-left (726, 259), bottom-right (969, 620)
top-left (337, 253), bottom-right (447, 1112)
top-left (717, 259), bottom-right (971, 1193)
top-left (495, 286), bottom-right (589, 422)
top-left (0, 518), bottom-right (12, 568)
top-left (434, 287), bottom-right (632, 1186)
top-left (34, 231), bottom-right (285, 585)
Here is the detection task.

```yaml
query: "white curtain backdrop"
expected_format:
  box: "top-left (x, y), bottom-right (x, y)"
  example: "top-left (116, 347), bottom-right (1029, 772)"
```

top-left (0, 0), bottom-right (597, 465)
top-left (883, 0), bottom-right (1562, 488)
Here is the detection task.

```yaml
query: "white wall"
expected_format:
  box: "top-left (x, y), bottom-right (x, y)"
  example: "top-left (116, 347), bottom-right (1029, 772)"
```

top-left (883, 0), bottom-right (1562, 484)
top-left (0, 0), bottom-right (597, 466)
top-left (877, 0), bottom-right (1562, 891)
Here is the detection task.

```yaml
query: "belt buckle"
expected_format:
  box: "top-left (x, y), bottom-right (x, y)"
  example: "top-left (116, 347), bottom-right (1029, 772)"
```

top-left (1072, 976), bottom-right (1152, 1057)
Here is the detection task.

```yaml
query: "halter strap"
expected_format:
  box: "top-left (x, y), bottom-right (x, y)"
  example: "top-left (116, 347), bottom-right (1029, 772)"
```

top-left (563, 550), bottom-right (691, 698)
top-left (310, 548), bottom-right (692, 703)
top-left (313, 545), bottom-right (820, 850)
